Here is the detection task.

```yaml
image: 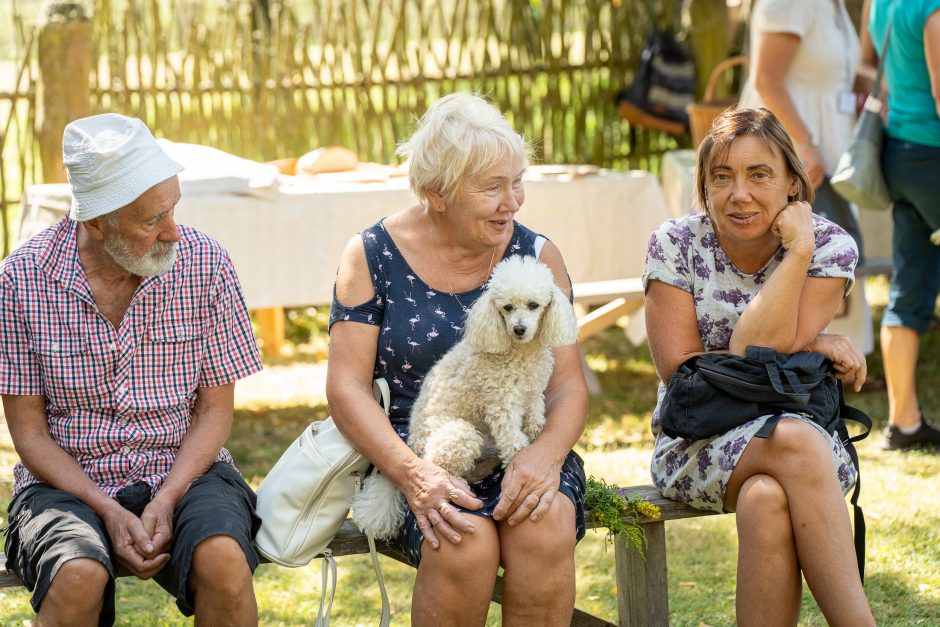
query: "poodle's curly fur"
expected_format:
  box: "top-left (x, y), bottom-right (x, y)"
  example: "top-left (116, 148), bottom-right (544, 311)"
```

top-left (352, 255), bottom-right (579, 539)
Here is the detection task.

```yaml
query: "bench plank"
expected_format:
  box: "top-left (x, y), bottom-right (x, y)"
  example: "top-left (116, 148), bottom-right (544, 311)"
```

top-left (0, 484), bottom-right (719, 627)
top-left (572, 278), bottom-right (644, 307)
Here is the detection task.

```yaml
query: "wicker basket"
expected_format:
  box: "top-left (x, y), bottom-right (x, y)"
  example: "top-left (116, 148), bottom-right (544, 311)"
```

top-left (687, 55), bottom-right (749, 147)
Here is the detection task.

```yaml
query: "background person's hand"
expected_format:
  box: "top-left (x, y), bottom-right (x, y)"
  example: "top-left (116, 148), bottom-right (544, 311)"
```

top-left (404, 458), bottom-right (482, 549)
top-left (771, 201), bottom-right (815, 255)
top-left (811, 333), bottom-right (867, 392)
top-left (102, 505), bottom-right (170, 579)
top-left (798, 143), bottom-right (826, 190)
top-left (493, 443), bottom-right (563, 526)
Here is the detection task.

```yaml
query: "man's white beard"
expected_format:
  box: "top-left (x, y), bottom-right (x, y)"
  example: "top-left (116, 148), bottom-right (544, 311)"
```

top-left (104, 232), bottom-right (177, 277)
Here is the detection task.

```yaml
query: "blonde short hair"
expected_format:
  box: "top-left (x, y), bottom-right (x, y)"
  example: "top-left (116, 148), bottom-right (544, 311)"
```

top-left (397, 93), bottom-right (530, 207)
top-left (694, 108), bottom-right (814, 211)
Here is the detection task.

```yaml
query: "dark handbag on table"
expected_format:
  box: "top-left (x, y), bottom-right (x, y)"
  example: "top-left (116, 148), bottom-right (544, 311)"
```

top-left (813, 178), bottom-right (865, 265)
top-left (831, 22), bottom-right (893, 212)
top-left (616, 29), bottom-right (696, 125)
top-left (660, 345), bottom-right (872, 580)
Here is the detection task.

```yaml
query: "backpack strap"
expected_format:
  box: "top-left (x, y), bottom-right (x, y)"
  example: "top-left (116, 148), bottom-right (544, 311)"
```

top-left (835, 382), bottom-right (871, 584)
top-left (317, 379), bottom-right (393, 627)
top-left (315, 553), bottom-right (339, 627)
top-left (369, 377), bottom-right (392, 626)
top-left (749, 346), bottom-right (812, 402)
top-left (367, 534), bottom-right (391, 626)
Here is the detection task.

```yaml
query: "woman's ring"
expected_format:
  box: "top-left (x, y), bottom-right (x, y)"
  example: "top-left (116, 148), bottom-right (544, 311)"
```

top-left (439, 502), bottom-right (450, 515)
top-left (448, 489), bottom-right (459, 501)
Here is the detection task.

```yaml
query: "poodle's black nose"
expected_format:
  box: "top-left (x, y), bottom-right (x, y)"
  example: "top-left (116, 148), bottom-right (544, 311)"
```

top-left (513, 324), bottom-right (526, 337)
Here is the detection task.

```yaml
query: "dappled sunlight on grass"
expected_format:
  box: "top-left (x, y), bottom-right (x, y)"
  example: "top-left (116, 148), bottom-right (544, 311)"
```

top-left (2, 303), bottom-right (940, 624)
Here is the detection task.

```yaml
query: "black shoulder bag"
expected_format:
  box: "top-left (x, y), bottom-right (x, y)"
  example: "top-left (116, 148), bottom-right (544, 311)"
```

top-left (616, 29), bottom-right (696, 125)
top-left (660, 345), bottom-right (871, 581)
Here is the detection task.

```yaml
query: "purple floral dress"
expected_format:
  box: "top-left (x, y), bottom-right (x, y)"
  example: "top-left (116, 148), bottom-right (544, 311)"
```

top-left (642, 214), bottom-right (860, 512)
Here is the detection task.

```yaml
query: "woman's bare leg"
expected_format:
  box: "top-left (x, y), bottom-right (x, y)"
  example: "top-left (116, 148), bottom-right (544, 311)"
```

top-left (724, 419), bottom-right (874, 626)
top-left (412, 517), bottom-right (500, 626)
top-left (734, 474), bottom-right (801, 626)
top-left (498, 496), bottom-right (577, 627)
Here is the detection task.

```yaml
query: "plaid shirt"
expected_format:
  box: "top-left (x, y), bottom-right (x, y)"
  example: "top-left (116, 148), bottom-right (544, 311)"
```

top-left (0, 218), bottom-right (263, 498)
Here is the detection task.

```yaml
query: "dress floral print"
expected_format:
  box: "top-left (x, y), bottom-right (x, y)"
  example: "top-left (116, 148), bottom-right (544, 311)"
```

top-left (330, 220), bottom-right (586, 565)
top-left (642, 213), bottom-right (859, 512)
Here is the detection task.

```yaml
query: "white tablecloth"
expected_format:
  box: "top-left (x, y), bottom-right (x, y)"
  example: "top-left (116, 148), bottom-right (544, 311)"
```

top-left (18, 169), bottom-right (670, 309)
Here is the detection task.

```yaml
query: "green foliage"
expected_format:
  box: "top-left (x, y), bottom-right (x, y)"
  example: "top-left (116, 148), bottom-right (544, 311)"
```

top-left (585, 476), bottom-right (660, 556)
top-left (284, 306), bottom-right (330, 348)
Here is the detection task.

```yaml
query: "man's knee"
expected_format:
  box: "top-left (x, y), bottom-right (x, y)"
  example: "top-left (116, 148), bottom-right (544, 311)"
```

top-left (191, 535), bottom-right (252, 594)
top-left (44, 558), bottom-right (109, 610)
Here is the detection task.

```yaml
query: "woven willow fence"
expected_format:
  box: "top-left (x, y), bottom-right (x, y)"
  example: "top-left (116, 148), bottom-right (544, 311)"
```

top-left (88, 0), bottom-right (684, 164)
top-left (1, 0), bottom-right (688, 254)
top-left (0, 12), bottom-right (38, 257)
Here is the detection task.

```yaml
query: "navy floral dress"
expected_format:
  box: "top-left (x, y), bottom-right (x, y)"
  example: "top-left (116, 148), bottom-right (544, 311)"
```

top-left (329, 219), bottom-right (586, 565)
top-left (642, 214), bottom-right (859, 512)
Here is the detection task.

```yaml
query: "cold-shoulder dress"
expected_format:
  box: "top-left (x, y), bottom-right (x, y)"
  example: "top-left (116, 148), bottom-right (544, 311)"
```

top-left (329, 219), bottom-right (586, 564)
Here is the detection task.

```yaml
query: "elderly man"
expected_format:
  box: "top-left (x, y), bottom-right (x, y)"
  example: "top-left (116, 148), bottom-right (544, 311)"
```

top-left (0, 114), bottom-right (263, 625)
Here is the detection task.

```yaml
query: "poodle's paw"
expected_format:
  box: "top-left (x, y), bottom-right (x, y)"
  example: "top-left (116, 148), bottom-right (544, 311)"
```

top-left (424, 420), bottom-right (485, 478)
top-left (522, 415), bottom-right (546, 441)
top-left (351, 473), bottom-right (407, 540)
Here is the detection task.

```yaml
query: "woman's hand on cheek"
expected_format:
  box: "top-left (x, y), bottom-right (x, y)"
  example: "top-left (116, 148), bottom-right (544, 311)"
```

top-left (771, 201), bottom-right (815, 256)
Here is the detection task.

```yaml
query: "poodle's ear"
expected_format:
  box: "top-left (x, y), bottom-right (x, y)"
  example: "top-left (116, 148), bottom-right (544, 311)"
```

top-left (539, 285), bottom-right (579, 347)
top-left (463, 290), bottom-right (512, 353)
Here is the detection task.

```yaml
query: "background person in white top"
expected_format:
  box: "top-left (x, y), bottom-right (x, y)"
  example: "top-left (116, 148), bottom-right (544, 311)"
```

top-left (738, 0), bottom-right (874, 355)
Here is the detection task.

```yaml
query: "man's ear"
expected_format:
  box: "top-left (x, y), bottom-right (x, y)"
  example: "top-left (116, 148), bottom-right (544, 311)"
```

top-left (81, 216), bottom-right (110, 242)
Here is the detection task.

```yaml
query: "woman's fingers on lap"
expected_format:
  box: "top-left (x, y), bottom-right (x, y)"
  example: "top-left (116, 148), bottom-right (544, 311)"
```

top-left (506, 493), bottom-right (542, 525)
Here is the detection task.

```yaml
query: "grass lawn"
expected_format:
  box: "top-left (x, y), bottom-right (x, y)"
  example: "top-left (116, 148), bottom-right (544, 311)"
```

top-left (1, 284), bottom-right (939, 625)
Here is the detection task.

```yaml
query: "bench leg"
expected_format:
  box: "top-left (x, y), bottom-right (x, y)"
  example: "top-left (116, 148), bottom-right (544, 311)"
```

top-left (615, 521), bottom-right (669, 627)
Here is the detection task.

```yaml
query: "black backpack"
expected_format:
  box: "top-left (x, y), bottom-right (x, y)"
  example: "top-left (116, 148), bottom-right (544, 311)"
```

top-left (660, 346), bottom-right (872, 581)
top-left (617, 30), bottom-right (696, 125)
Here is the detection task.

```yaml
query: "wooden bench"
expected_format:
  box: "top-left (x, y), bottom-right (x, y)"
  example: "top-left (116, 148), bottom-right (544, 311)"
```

top-left (573, 278), bottom-right (645, 343)
top-left (0, 485), bottom-right (718, 626)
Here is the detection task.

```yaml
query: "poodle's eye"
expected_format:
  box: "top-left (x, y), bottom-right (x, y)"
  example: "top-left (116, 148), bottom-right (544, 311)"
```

top-left (502, 304), bottom-right (514, 312)
top-left (527, 301), bottom-right (539, 311)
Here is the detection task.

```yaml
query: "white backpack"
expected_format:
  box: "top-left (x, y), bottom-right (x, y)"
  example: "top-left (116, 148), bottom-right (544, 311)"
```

top-left (254, 379), bottom-right (391, 626)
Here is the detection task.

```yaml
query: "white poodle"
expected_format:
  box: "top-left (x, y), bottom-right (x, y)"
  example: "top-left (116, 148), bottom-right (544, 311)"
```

top-left (353, 255), bottom-right (579, 540)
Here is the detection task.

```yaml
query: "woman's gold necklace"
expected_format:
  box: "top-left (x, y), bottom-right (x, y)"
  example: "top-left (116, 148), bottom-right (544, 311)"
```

top-left (433, 225), bottom-right (498, 312)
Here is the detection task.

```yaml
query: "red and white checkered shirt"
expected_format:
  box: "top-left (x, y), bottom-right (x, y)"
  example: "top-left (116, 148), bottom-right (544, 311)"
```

top-left (0, 218), bottom-right (263, 498)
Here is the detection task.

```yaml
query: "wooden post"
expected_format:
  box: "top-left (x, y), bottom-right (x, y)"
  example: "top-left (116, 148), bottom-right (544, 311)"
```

top-left (37, 2), bottom-right (92, 184)
top-left (255, 306), bottom-right (286, 359)
top-left (684, 0), bottom-right (732, 99)
top-left (615, 521), bottom-right (670, 627)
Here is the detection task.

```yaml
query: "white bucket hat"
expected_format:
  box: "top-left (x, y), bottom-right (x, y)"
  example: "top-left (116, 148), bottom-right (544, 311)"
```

top-left (63, 113), bottom-right (184, 221)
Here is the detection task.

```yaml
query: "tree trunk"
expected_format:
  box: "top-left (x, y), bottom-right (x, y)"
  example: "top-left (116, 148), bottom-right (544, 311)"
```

top-left (37, 2), bottom-right (92, 184)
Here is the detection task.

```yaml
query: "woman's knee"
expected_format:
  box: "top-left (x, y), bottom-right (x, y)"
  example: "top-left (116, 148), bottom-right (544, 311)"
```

top-left (737, 474), bottom-right (788, 518)
top-left (764, 419), bottom-right (835, 473)
top-left (736, 474), bottom-right (794, 544)
top-left (419, 519), bottom-right (500, 581)
top-left (501, 497), bottom-right (576, 565)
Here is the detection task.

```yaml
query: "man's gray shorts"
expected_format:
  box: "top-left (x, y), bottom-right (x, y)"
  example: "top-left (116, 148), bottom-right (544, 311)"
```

top-left (3, 462), bottom-right (260, 626)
